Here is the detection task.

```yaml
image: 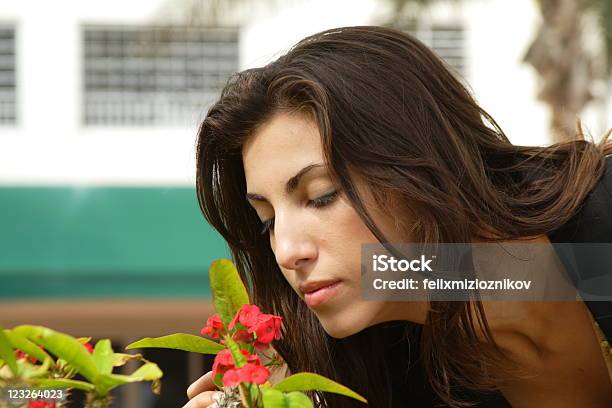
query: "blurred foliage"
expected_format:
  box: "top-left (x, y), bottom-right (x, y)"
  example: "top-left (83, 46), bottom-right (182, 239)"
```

top-left (584, 0), bottom-right (612, 73)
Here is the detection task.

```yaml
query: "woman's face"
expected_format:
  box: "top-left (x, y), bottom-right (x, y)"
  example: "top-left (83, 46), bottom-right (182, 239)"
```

top-left (242, 111), bottom-right (428, 338)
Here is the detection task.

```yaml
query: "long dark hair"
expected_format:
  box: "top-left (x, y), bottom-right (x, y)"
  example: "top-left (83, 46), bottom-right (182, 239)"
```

top-left (195, 25), bottom-right (612, 407)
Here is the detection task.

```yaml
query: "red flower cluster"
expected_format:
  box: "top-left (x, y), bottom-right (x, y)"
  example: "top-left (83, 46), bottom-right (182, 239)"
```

top-left (200, 304), bottom-right (283, 388)
top-left (212, 349), bottom-right (270, 387)
top-left (200, 314), bottom-right (224, 339)
top-left (28, 401), bottom-right (56, 408)
top-left (229, 305), bottom-right (282, 350)
top-left (201, 304), bottom-right (283, 351)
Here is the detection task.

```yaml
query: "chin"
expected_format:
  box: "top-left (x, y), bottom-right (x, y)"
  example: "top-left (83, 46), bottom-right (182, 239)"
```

top-left (315, 309), bottom-right (370, 339)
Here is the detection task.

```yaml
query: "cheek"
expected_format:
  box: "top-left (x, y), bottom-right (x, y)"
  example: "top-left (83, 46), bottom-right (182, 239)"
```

top-left (325, 199), bottom-right (378, 243)
top-left (323, 202), bottom-right (379, 269)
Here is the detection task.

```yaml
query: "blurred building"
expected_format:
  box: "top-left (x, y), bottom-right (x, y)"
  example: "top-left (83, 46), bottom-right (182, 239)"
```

top-left (0, 0), bottom-right (610, 407)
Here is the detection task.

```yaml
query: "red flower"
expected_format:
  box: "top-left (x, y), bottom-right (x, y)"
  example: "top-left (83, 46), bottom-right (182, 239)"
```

top-left (83, 343), bottom-right (94, 353)
top-left (212, 349), bottom-right (235, 377)
top-left (222, 363), bottom-right (270, 387)
top-left (229, 305), bottom-right (262, 330)
top-left (15, 349), bottom-right (38, 364)
top-left (240, 349), bottom-right (261, 365)
top-left (28, 401), bottom-right (56, 408)
top-left (214, 346), bottom-right (268, 387)
top-left (222, 368), bottom-right (242, 387)
top-left (232, 329), bottom-right (254, 343)
top-left (212, 347), bottom-right (263, 377)
top-left (249, 314), bottom-right (283, 345)
top-left (241, 363), bottom-right (270, 384)
top-left (200, 313), bottom-right (225, 339)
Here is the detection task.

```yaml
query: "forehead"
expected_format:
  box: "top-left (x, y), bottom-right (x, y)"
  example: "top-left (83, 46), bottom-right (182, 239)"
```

top-left (242, 111), bottom-right (324, 183)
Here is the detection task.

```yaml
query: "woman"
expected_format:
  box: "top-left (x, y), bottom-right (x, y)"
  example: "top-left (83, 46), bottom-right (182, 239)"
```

top-left (185, 26), bottom-right (612, 407)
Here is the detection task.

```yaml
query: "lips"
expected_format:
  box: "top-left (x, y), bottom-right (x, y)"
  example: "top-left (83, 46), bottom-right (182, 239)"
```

top-left (299, 279), bottom-right (341, 295)
top-left (299, 279), bottom-right (342, 308)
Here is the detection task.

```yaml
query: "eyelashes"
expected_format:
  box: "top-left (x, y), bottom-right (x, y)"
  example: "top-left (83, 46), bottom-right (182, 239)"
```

top-left (259, 190), bottom-right (340, 235)
top-left (260, 218), bottom-right (275, 235)
top-left (309, 189), bottom-right (340, 208)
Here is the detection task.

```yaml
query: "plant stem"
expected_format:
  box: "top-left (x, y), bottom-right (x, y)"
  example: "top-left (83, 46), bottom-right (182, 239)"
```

top-left (84, 392), bottom-right (114, 408)
top-left (238, 383), bottom-right (253, 408)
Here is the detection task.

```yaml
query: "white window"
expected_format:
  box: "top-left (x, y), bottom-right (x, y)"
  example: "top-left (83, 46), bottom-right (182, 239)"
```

top-left (0, 25), bottom-right (16, 125)
top-left (82, 25), bottom-right (239, 126)
top-left (395, 19), bottom-right (466, 78)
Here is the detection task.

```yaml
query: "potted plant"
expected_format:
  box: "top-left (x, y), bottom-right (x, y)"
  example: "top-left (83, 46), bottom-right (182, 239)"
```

top-left (127, 258), bottom-right (368, 407)
top-left (0, 325), bottom-right (162, 408)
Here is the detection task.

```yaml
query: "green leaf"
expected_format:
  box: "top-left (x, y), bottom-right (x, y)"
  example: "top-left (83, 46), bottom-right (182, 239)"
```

top-left (93, 339), bottom-right (114, 375)
top-left (248, 383), bottom-right (259, 407)
top-left (224, 336), bottom-right (246, 368)
top-left (261, 389), bottom-right (313, 408)
top-left (286, 392), bottom-right (314, 408)
top-left (213, 372), bottom-right (224, 389)
top-left (262, 388), bottom-right (287, 407)
top-left (111, 352), bottom-right (143, 367)
top-left (27, 378), bottom-right (96, 392)
top-left (17, 358), bottom-right (52, 380)
top-left (151, 378), bottom-right (162, 395)
top-left (95, 362), bottom-right (162, 395)
top-left (0, 325), bottom-right (19, 377)
top-left (129, 362), bottom-right (163, 381)
top-left (96, 373), bottom-right (132, 395)
top-left (11, 325), bottom-right (99, 384)
top-left (209, 258), bottom-right (250, 326)
top-left (4, 329), bottom-right (52, 364)
top-left (3, 329), bottom-right (54, 379)
top-left (272, 373), bottom-right (367, 403)
top-left (125, 333), bottom-right (224, 354)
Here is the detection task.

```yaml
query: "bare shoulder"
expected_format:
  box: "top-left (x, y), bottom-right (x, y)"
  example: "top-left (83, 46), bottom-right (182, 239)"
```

top-left (484, 299), bottom-right (612, 407)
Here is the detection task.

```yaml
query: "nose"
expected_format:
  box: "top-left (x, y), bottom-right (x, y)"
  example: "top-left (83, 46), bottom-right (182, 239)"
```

top-left (272, 214), bottom-right (317, 271)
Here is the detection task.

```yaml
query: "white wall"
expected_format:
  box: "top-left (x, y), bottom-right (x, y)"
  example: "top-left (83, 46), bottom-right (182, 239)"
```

top-left (463, 0), bottom-right (551, 147)
top-left (240, 0), bottom-right (379, 69)
top-left (0, 0), bottom-right (195, 186)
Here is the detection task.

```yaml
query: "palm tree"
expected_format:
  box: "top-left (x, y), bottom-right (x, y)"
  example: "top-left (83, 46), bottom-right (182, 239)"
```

top-left (522, 0), bottom-right (611, 142)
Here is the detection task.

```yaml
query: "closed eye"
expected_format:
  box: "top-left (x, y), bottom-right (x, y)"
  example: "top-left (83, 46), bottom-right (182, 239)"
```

top-left (259, 190), bottom-right (339, 235)
top-left (260, 218), bottom-right (275, 235)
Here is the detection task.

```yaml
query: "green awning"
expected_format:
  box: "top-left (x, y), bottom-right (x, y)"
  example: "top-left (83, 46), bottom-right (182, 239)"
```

top-left (0, 186), bottom-right (231, 299)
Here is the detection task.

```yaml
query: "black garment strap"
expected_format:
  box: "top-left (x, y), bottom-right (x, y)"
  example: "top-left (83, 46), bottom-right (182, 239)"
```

top-left (548, 155), bottom-right (612, 341)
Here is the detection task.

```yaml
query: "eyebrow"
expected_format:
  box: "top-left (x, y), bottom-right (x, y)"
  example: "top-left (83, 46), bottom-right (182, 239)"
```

top-left (245, 163), bottom-right (326, 203)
